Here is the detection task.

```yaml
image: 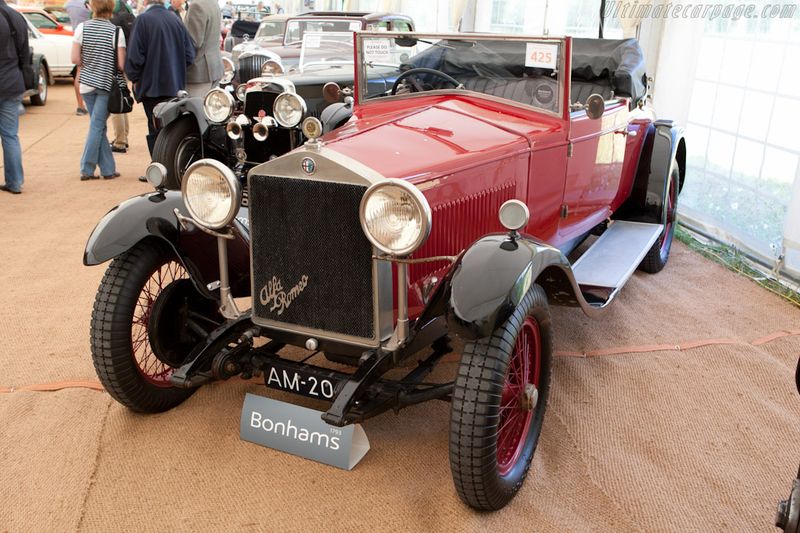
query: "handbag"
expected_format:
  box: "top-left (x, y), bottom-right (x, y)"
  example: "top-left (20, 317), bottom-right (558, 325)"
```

top-left (0, 7), bottom-right (35, 91)
top-left (107, 27), bottom-right (133, 114)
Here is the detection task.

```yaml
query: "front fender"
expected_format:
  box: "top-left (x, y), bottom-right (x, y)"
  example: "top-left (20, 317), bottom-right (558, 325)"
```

top-left (84, 191), bottom-right (185, 266)
top-left (84, 191), bottom-right (252, 299)
top-left (444, 233), bottom-right (572, 340)
top-left (154, 97), bottom-right (210, 134)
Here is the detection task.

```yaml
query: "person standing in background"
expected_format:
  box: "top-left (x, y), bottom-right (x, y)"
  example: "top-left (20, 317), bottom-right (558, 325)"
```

top-left (221, 0), bottom-right (232, 19)
top-left (168, 0), bottom-right (186, 21)
top-left (109, 0), bottom-right (134, 153)
top-left (71, 0), bottom-right (125, 181)
top-left (0, 0), bottom-right (28, 194)
top-left (184, 0), bottom-right (222, 97)
top-left (64, 0), bottom-right (90, 116)
top-left (125, 0), bottom-right (194, 157)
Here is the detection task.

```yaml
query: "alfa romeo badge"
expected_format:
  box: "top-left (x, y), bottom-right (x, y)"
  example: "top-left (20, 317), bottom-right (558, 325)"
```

top-left (301, 157), bottom-right (316, 175)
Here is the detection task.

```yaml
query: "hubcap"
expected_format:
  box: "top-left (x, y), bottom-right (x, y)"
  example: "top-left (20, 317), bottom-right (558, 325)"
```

top-left (38, 67), bottom-right (46, 100)
top-left (496, 316), bottom-right (541, 476)
top-left (131, 261), bottom-right (188, 386)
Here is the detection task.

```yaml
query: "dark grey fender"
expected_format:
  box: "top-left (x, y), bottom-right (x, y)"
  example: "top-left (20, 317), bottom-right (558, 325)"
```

top-left (84, 191), bottom-right (252, 298)
top-left (320, 102), bottom-right (353, 134)
top-left (84, 191), bottom-right (187, 266)
top-left (154, 97), bottom-right (210, 135)
top-left (616, 119), bottom-right (686, 224)
top-left (444, 233), bottom-right (587, 340)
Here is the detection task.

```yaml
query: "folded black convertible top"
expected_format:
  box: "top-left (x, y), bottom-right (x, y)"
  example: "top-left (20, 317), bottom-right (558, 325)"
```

top-left (230, 20), bottom-right (260, 39)
top-left (571, 38), bottom-right (647, 104)
top-left (407, 37), bottom-right (647, 104)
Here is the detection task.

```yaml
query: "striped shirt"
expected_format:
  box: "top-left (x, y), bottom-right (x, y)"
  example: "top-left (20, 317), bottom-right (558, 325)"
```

top-left (76, 19), bottom-right (122, 92)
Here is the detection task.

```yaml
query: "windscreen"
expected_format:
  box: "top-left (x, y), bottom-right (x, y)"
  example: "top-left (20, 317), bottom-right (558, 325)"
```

top-left (285, 18), bottom-right (362, 45)
top-left (298, 32), bottom-right (355, 72)
top-left (256, 21), bottom-right (285, 40)
top-left (359, 35), bottom-right (563, 115)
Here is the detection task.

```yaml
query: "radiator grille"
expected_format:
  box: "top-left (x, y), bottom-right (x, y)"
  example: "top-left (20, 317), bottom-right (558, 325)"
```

top-left (238, 54), bottom-right (271, 83)
top-left (249, 175), bottom-right (375, 339)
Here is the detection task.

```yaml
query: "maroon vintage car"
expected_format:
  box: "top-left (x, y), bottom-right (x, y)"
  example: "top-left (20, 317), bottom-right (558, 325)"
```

top-left (84, 32), bottom-right (685, 510)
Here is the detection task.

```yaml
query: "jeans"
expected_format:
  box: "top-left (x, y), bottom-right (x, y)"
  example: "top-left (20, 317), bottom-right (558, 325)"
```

top-left (81, 89), bottom-right (116, 177)
top-left (0, 97), bottom-right (24, 192)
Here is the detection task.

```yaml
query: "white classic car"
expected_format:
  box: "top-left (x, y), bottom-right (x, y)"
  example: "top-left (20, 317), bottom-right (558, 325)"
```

top-left (25, 16), bottom-right (75, 78)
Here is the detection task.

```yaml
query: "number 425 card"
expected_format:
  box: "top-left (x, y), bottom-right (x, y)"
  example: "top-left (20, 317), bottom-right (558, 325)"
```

top-left (525, 42), bottom-right (558, 69)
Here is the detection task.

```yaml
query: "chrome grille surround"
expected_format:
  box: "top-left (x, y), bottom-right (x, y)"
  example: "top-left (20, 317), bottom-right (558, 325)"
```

top-left (247, 146), bottom-right (394, 348)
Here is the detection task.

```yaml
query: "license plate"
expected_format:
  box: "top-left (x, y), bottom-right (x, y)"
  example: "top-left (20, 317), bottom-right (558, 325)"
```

top-left (263, 360), bottom-right (340, 400)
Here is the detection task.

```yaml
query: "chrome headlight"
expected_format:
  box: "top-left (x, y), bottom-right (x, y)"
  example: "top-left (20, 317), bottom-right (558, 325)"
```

top-left (219, 57), bottom-right (235, 85)
top-left (273, 92), bottom-right (306, 128)
top-left (144, 161), bottom-right (167, 189)
top-left (360, 180), bottom-right (431, 257)
top-left (203, 88), bottom-right (235, 124)
top-left (235, 83), bottom-right (247, 102)
top-left (181, 159), bottom-right (241, 230)
top-left (260, 59), bottom-right (283, 76)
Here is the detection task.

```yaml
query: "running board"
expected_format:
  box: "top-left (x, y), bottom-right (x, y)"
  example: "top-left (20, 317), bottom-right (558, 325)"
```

top-left (572, 221), bottom-right (663, 306)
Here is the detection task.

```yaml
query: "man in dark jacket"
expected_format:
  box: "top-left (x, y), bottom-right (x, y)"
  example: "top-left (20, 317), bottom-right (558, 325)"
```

top-left (0, 0), bottom-right (29, 194)
top-left (125, 0), bottom-right (195, 156)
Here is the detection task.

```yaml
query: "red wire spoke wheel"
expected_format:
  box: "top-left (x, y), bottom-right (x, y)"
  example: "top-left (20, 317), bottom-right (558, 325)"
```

top-left (449, 284), bottom-right (552, 511)
top-left (496, 316), bottom-right (541, 476)
top-left (90, 240), bottom-right (218, 412)
top-left (130, 261), bottom-right (187, 386)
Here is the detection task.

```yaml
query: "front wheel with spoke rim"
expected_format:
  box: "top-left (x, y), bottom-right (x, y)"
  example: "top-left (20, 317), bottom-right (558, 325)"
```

top-left (90, 239), bottom-right (221, 412)
top-left (449, 284), bottom-right (552, 510)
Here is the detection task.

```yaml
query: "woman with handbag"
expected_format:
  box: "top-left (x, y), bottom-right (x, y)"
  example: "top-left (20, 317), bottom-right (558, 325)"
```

top-left (70, 0), bottom-right (126, 180)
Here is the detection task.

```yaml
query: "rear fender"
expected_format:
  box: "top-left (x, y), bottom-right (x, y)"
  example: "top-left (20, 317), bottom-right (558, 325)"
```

top-left (615, 120), bottom-right (685, 224)
top-left (83, 191), bottom-right (251, 299)
top-left (154, 97), bottom-right (210, 134)
top-left (438, 233), bottom-right (578, 340)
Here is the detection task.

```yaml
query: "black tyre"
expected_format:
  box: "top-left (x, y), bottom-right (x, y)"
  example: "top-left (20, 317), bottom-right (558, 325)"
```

top-left (30, 64), bottom-right (47, 106)
top-left (639, 160), bottom-right (680, 273)
top-left (90, 239), bottom-right (221, 413)
top-left (152, 115), bottom-right (203, 190)
top-left (449, 284), bottom-right (552, 510)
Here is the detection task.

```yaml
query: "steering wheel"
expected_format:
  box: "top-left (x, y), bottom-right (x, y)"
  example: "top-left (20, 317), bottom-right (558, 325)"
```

top-left (391, 67), bottom-right (462, 95)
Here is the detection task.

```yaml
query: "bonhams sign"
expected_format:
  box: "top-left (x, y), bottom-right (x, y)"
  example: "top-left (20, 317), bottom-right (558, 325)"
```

top-left (240, 393), bottom-right (370, 470)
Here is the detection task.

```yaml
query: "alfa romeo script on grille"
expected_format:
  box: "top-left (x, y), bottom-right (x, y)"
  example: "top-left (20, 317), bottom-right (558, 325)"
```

top-left (259, 275), bottom-right (309, 315)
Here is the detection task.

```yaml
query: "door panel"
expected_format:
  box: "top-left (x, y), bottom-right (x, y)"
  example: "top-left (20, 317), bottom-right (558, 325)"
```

top-left (559, 101), bottom-right (629, 241)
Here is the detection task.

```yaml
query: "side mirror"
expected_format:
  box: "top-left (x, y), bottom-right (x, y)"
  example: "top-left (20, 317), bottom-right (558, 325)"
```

top-left (585, 94), bottom-right (605, 119)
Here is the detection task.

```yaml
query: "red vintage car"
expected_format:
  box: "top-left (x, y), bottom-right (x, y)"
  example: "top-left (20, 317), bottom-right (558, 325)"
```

top-left (84, 32), bottom-right (685, 510)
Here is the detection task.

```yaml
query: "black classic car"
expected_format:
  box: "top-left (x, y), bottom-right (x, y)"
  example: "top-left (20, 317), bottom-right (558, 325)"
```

top-left (152, 32), bottom-right (391, 189)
